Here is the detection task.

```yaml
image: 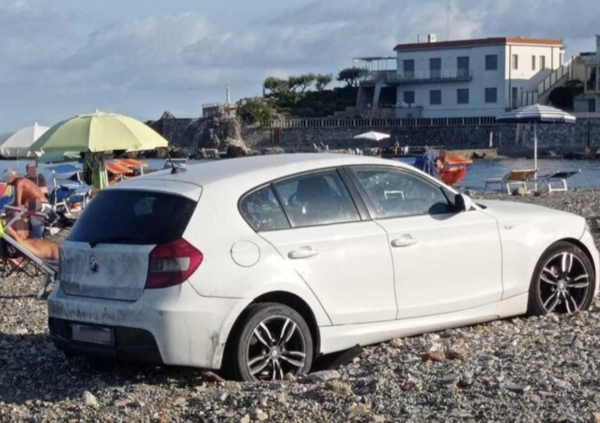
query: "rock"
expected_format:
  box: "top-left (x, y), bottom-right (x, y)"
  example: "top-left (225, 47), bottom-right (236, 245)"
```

top-left (513, 187), bottom-right (527, 196)
top-left (370, 415), bottom-right (386, 423)
top-left (593, 412), bottom-right (600, 423)
top-left (459, 374), bottom-right (473, 388)
top-left (505, 383), bottom-right (530, 394)
top-left (240, 414), bottom-right (251, 423)
top-left (446, 345), bottom-right (468, 360)
top-left (82, 391), bottom-right (99, 408)
top-left (421, 350), bottom-right (446, 363)
top-left (14, 328), bottom-right (28, 336)
top-left (441, 374), bottom-right (460, 385)
top-left (173, 397), bottom-right (187, 407)
top-left (306, 370), bottom-right (341, 382)
top-left (202, 371), bottom-right (226, 383)
top-left (389, 338), bottom-right (403, 348)
top-left (345, 403), bottom-right (370, 419)
top-left (326, 380), bottom-right (353, 396)
top-left (114, 398), bottom-right (133, 408)
top-left (255, 409), bottom-right (269, 421)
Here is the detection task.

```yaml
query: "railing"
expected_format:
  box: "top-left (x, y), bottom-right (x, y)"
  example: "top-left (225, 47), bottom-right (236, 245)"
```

top-left (392, 68), bottom-right (473, 83)
top-left (262, 116), bottom-right (498, 129)
top-left (537, 59), bottom-right (572, 97)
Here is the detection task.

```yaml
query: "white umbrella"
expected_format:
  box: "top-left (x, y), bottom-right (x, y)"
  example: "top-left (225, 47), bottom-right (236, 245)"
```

top-left (353, 131), bottom-right (391, 142)
top-left (0, 123), bottom-right (49, 158)
top-left (496, 104), bottom-right (576, 190)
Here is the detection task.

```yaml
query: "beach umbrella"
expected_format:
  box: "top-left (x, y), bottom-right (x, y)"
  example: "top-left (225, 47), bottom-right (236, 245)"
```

top-left (0, 123), bottom-right (49, 158)
top-left (30, 112), bottom-right (168, 190)
top-left (496, 104), bottom-right (576, 190)
top-left (30, 111), bottom-right (168, 153)
top-left (353, 131), bottom-right (391, 142)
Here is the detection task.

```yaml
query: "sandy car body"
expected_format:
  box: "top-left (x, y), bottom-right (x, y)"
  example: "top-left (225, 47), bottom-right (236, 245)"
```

top-left (47, 154), bottom-right (599, 375)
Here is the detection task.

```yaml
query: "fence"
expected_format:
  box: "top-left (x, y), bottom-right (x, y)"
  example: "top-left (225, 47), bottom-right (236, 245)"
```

top-left (262, 116), bottom-right (498, 129)
top-left (537, 60), bottom-right (572, 97)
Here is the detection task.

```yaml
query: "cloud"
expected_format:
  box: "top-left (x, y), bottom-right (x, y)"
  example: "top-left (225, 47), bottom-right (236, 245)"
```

top-left (0, 0), bottom-right (599, 131)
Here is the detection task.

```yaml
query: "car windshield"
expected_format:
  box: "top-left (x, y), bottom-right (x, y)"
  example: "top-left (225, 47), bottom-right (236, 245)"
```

top-left (68, 190), bottom-right (197, 246)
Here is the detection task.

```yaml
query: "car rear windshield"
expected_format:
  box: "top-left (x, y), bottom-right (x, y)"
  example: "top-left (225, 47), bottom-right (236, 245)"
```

top-left (68, 190), bottom-right (197, 246)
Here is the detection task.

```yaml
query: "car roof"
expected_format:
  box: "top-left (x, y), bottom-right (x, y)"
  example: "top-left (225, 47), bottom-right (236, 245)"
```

top-left (116, 154), bottom-right (411, 192)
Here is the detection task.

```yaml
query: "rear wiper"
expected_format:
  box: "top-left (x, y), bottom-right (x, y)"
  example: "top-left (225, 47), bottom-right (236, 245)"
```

top-left (89, 237), bottom-right (138, 247)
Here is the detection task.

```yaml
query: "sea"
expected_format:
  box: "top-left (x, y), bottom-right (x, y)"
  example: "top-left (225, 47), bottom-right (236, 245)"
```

top-left (1, 157), bottom-right (600, 192)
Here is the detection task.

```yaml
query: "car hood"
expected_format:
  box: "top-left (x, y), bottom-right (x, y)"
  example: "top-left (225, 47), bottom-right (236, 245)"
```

top-left (476, 199), bottom-right (585, 229)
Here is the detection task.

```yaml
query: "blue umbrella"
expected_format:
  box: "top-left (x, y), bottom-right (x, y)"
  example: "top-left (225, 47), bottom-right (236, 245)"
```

top-left (496, 104), bottom-right (576, 190)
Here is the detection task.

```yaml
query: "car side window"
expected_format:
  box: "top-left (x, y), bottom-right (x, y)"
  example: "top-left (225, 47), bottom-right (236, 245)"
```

top-left (351, 167), bottom-right (454, 218)
top-left (273, 171), bottom-right (360, 228)
top-left (240, 186), bottom-right (290, 231)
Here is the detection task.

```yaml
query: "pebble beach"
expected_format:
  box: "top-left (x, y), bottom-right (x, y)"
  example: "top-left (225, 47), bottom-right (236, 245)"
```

top-left (2, 188), bottom-right (600, 422)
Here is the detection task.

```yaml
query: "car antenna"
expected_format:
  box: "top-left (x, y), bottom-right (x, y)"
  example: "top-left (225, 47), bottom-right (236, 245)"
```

top-left (167, 151), bottom-right (185, 174)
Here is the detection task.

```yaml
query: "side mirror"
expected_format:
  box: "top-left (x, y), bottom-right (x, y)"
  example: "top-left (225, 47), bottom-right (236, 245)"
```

top-left (454, 193), bottom-right (474, 212)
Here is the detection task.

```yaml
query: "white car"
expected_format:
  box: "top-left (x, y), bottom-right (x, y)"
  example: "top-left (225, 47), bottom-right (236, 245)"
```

top-left (48, 154), bottom-right (599, 381)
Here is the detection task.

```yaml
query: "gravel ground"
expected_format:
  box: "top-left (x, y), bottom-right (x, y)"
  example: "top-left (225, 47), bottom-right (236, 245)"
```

top-left (3, 189), bottom-right (600, 422)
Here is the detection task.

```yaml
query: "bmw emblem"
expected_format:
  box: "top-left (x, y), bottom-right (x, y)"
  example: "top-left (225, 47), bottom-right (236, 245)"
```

top-left (89, 256), bottom-right (99, 273)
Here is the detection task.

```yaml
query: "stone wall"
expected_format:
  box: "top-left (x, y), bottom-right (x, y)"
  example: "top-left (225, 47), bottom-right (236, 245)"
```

top-left (149, 115), bottom-right (600, 156)
top-left (243, 118), bottom-right (600, 155)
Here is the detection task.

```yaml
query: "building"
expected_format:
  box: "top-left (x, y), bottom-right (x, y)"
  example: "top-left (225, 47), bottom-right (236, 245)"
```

top-left (357, 36), bottom-right (566, 118)
top-left (574, 35), bottom-right (600, 113)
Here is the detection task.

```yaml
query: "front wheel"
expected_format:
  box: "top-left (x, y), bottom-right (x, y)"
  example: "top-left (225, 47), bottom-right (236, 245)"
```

top-left (528, 241), bottom-right (595, 315)
top-left (225, 303), bottom-right (313, 382)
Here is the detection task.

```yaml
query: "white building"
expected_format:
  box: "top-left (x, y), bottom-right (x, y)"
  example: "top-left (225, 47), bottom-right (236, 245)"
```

top-left (357, 36), bottom-right (565, 118)
top-left (574, 35), bottom-right (600, 114)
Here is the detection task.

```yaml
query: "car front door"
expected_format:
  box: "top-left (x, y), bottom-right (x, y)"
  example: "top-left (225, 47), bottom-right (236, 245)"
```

top-left (246, 169), bottom-right (397, 325)
top-left (348, 166), bottom-right (503, 319)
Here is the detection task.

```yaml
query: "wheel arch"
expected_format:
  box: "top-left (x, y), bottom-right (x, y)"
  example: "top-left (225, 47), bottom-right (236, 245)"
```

top-left (221, 291), bottom-right (322, 373)
top-left (527, 237), bottom-right (596, 315)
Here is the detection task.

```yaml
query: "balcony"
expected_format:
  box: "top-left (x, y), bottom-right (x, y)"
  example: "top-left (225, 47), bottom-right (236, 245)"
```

top-left (391, 69), bottom-right (473, 84)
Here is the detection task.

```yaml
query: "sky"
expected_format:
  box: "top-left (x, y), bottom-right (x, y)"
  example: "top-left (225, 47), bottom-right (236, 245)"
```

top-left (1, 0), bottom-right (599, 132)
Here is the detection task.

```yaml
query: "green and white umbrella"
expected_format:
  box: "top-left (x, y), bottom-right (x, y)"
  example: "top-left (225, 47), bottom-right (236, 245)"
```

top-left (30, 112), bottom-right (168, 153)
top-left (31, 112), bottom-right (169, 189)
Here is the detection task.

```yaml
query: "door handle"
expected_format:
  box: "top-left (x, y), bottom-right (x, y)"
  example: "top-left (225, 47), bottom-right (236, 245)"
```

top-left (391, 235), bottom-right (419, 248)
top-left (288, 247), bottom-right (320, 259)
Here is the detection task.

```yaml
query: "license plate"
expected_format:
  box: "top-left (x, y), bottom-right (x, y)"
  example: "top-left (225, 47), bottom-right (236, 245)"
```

top-left (71, 324), bottom-right (114, 346)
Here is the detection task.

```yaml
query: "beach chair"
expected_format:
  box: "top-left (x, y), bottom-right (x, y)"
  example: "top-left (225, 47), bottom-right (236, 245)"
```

top-left (538, 170), bottom-right (580, 193)
top-left (483, 169), bottom-right (537, 194)
top-left (0, 202), bottom-right (58, 298)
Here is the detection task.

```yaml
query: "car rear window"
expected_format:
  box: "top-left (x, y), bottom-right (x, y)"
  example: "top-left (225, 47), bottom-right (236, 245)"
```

top-left (68, 190), bottom-right (197, 246)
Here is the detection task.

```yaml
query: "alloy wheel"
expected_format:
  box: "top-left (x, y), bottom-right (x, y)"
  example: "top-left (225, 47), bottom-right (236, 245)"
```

top-left (538, 252), bottom-right (590, 314)
top-left (246, 316), bottom-right (307, 381)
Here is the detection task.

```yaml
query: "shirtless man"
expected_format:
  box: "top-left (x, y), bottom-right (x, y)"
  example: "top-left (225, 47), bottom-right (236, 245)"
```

top-left (3, 169), bottom-right (51, 239)
top-left (3, 169), bottom-right (48, 210)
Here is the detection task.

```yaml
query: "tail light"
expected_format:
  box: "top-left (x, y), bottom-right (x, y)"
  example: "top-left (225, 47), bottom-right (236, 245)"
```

top-left (146, 238), bottom-right (203, 289)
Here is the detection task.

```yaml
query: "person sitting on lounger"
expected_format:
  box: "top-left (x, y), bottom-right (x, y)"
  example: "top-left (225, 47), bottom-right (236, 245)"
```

top-left (3, 169), bottom-right (52, 238)
top-left (2, 220), bottom-right (59, 261)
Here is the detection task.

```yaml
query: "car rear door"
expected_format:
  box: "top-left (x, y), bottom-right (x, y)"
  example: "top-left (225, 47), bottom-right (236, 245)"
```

top-left (59, 185), bottom-right (201, 301)
top-left (347, 165), bottom-right (503, 319)
top-left (248, 169), bottom-right (397, 325)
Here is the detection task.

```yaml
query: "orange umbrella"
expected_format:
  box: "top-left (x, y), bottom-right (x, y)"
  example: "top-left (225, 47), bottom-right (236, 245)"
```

top-left (117, 158), bottom-right (147, 168)
top-left (106, 161), bottom-right (133, 175)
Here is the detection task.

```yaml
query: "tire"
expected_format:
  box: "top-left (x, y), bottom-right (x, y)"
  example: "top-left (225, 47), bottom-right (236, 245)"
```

top-left (224, 303), bottom-right (314, 382)
top-left (528, 241), bottom-right (595, 315)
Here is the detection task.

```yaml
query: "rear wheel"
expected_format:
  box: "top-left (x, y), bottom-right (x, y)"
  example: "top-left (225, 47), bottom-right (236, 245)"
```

top-left (225, 303), bottom-right (313, 382)
top-left (528, 242), bottom-right (595, 315)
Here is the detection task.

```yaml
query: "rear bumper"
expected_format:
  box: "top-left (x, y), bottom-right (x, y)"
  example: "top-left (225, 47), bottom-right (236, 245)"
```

top-left (47, 281), bottom-right (252, 369)
top-left (49, 318), bottom-right (163, 363)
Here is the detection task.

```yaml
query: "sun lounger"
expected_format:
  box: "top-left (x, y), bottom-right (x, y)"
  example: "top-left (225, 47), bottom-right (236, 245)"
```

top-left (484, 169), bottom-right (537, 194)
top-left (538, 170), bottom-right (580, 193)
top-left (0, 202), bottom-right (57, 298)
